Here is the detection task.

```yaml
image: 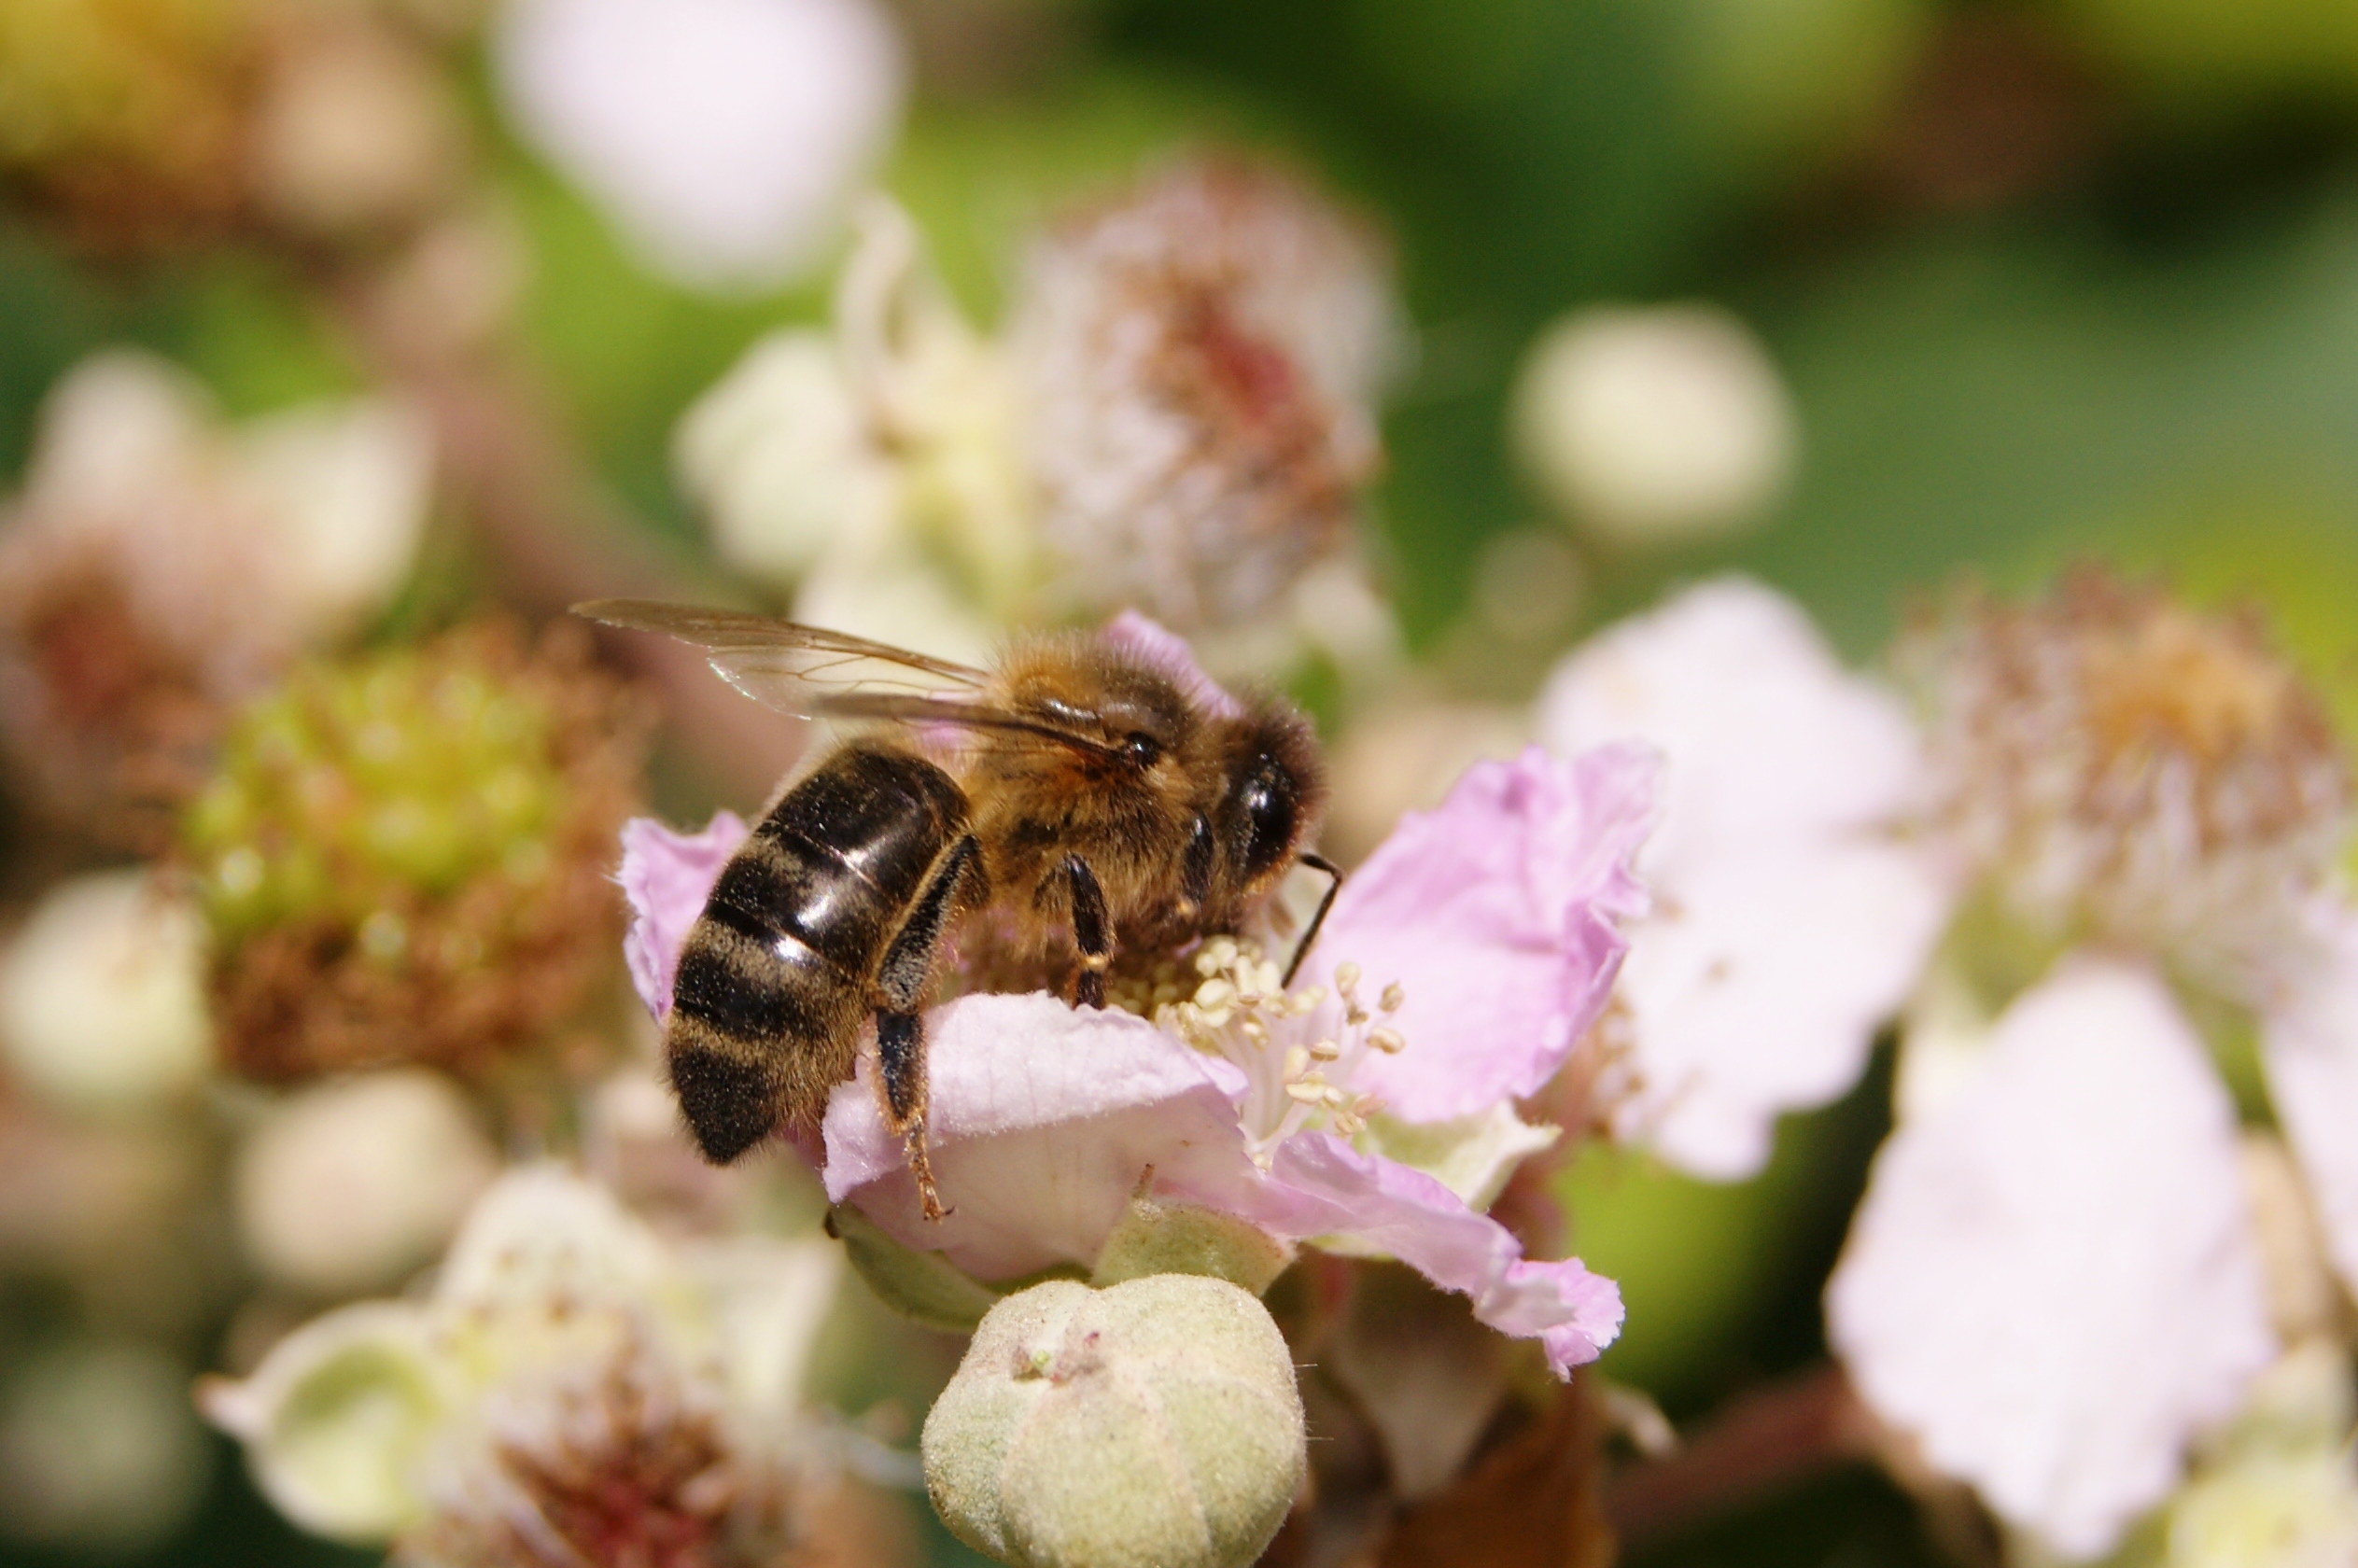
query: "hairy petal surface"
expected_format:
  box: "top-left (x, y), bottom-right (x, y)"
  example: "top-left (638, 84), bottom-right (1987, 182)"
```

top-left (1538, 577), bottom-right (1951, 1179)
top-left (1226, 1134), bottom-right (1621, 1374)
top-left (823, 997), bottom-right (1619, 1374)
top-left (1302, 744), bottom-right (1654, 1123)
top-left (616, 811), bottom-right (748, 1020)
top-left (1827, 958), bottom-right (2273, 1561)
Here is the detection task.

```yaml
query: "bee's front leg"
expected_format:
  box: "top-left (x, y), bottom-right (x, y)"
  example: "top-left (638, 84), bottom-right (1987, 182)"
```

top-left (1062, 854), bottom-right (1112, 1010)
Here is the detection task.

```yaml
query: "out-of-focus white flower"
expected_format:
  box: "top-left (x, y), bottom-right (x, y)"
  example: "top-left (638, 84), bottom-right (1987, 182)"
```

top-left (676, 201), bottom-right (1023, 665)
top-left (1537, 577), bottom-right (1950, 1178)
top-left (232, 399), bottom-right (437, 636)
top-left (2, 349), bottom-right (432, 699)
top-left (25, 351), bottom-right (433, 651)
top-left (203, 1165), bottom-right (842, 1549)
top-left (0, 869), bottom-right (212, 1116)
top-left (675, 329), bottom-right (897, 584)
top-left (1016, 160), bottom-right (1397, 630)
top-left (493, 0), bottom-right (904, 290)
top-left (233, 1070), bottom-right (501, 1299)
top-left (1828, 959), bottom-right (2276, 1561)
top-left (0, 350), bottom-right (431, 842)
top-left (1512, 304), bottom-right (1796, 548)
top-left (0, 1337), bottom-right (212, 1553)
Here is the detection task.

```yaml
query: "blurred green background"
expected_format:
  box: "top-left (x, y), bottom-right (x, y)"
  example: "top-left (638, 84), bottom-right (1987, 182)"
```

top-left (8, 0), bottom-right (2358, 1562)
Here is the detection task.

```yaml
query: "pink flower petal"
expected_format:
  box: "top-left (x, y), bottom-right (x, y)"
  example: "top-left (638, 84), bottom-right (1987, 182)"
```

top-left (1827, 958), bottom-right (2272, 1560)
top-left (823, 996), bottom-right (1621, 1374)
top-left (1303, 744), bottom-right (1654, 1122)
top-left (617, 812), bottom-right (748, 1019)
top-left (1101, 609), bottom-right (1242, 720)
top-left (821, 995), bottom-right (1261, 1280)
top-left (1214, 1133), bottom-right (1621, 1375)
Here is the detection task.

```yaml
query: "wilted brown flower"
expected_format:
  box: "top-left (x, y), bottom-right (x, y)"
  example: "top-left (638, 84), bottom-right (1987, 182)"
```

top-left (191, 619), bottom-right (651, 1082)
top-left (1014, 159), bottom-right (1395, 631)
top-left (1903, 566), bottom-right (2351, 993)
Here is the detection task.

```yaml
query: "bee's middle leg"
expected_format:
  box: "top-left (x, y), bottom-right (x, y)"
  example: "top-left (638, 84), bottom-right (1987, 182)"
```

top-left (874, 834), bottom-right (981, 1222)
top-left (1062, 853), bottom-right (1112, 1010)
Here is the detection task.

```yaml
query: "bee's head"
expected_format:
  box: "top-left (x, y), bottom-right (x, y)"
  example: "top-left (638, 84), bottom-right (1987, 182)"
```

top-left (1213, 704), bottom-right (1327, 899)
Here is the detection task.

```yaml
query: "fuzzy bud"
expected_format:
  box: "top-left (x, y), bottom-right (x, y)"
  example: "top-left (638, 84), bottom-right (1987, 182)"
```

top-left (234, 1071), bottom-right (500, 1298)
top-left (0, 870), bottom-right (212, 1116)
top-left (1513, 304), bottom-right (1795, 548)
top-left (922, 1277), bottom-right (1304, 1568)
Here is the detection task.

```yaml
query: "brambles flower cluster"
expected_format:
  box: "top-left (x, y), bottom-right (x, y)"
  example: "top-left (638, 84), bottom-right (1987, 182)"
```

top-left (1542, 568), bottom-right (2358, 1564)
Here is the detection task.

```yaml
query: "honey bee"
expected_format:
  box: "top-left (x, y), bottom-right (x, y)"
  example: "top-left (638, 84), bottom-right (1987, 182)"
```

top-left (576, 601), bottom-right (1337, 1219)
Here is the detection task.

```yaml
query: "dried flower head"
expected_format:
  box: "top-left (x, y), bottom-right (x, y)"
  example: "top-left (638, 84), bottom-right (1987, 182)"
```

top-left (188, 620), bottom-right (650, 1081)
top-left (1015, 159), bottom-right (1395, 630)
top-left (1905, 567), bottom-right (2349, 993)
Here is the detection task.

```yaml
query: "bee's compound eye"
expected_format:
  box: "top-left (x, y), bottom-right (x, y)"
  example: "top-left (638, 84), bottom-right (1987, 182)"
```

top-left (1238, 759), bottom-right (1298, 882)
top-left (1124, 731), bottom-right (1163, 768)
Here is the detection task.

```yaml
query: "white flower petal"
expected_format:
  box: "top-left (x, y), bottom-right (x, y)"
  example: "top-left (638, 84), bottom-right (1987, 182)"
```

top-left (2259, 908), bottom-right (2358, 1300)
top-left (1827, 959), bottom-right (2274, 1561)
top-left (199, 1303), bottom-right (449, 1544)
top-left (234, 398), bottom-right (433, 636)
top-left (1538, 577), bottom-right (1924, 861)
top-left (674, 329), bottom-right (897, 585)
top-left (1359, 1103), bottom-right (1560, 1212)
top-left (1539, 579), bottom-right (1952, 1178)
top-left (432, 1165), bottom-right (677, 1311)
top-left (681, 1237), bottom-right (841, 1421)
top-left (494, 0), bottom-right (904, 289)
top-left (1511, 305), bottom-right (1796, 547)
top-left (1612, 836), bottom-right (1950, 1179)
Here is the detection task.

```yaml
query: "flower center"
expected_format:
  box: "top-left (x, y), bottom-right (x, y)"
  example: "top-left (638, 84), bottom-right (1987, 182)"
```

top-left (1112, 936), bottom-right (1404, 1164)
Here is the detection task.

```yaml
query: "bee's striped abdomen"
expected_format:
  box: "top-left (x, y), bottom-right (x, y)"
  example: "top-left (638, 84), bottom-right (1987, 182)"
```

top-left (666, 747), bottom-right (967, 1163)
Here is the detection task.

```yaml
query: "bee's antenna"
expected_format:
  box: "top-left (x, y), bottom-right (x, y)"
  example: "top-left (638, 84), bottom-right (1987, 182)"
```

top-left (1282, 853), bottom-right (1342, 987)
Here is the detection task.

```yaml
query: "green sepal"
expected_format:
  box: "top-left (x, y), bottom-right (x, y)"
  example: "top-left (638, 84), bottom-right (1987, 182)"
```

top-left (825, 1205), bottom-right (1004, 1334)
top-left (1091, 1195), bottom-right (1293, 1295)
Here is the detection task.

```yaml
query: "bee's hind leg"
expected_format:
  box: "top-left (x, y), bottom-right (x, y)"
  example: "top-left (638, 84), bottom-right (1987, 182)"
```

top-left (873, 835), bottom-right (982, 1222)
top-left (1062, 854), bottom-right (1112, 1010)
top-left (873, 1010), bottom-right (945, 1221)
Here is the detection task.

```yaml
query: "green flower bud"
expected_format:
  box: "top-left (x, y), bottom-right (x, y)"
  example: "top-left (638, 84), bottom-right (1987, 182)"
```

top-left (923, 1277), bottom-right (1304, 1568)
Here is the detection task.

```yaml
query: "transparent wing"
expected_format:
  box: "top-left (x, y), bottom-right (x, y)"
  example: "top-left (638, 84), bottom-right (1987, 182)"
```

top-left (573, 599), bottom-right (991, 720)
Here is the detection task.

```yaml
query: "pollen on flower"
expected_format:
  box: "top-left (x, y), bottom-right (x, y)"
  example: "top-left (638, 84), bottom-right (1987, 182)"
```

top-left (1129, 936), bottom-right (1406, 1161)
top-left (1905, 568), bottom-right (2351, 995)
